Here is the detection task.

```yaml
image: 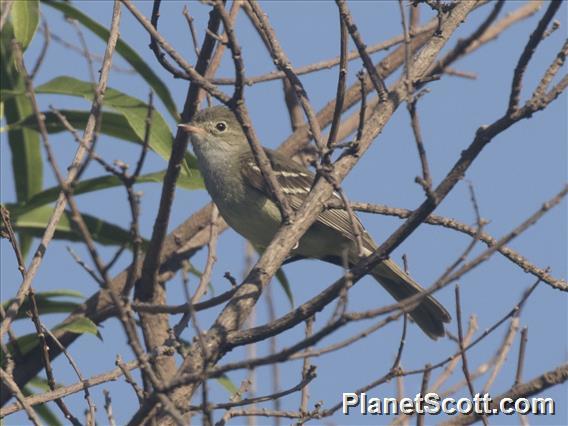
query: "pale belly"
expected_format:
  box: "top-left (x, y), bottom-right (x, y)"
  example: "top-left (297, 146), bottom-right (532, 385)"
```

top-left (217, 189), bottom-right (355, 262)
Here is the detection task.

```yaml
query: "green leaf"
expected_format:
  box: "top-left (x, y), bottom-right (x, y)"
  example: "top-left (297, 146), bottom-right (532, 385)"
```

top-left (14, 169), bottom-right (202, 216)
top-left (9, 110), bottom-right (139, 141)
top-left (2, 290), bottom-right (84, 321)
top-left (275, 268), bottom-right (294, 308)
top-left (0, 27), bottom-right (43, 203)
top-left (254, 247), bottom-right (294, 308)
top-left (185, 263), bottom-right (215, 297)
top-left (54, 317), bottom-right (102, 340)
top-left (23, 382), bottom-right (63, 426)
top-left (28, 377), bottom-right (52, 392)
top-left (6, 318), bottom-right (101, 358)
top-left (216, 374), bottom-right (239, 395)
top-left (4, 204), bottom-right (147, 248)
top-left (43, 0), bottom-right (179, 120)
top-left (35, 76), bottom-right (196, 175)
top-left (10, 0), bottom-right (40, 51)
top-left (6, 333), bottom-right (41, 355)
top-left (1, 22), bottom-right (43, 257)
top-left (10, 108), bottom-right (200, 178)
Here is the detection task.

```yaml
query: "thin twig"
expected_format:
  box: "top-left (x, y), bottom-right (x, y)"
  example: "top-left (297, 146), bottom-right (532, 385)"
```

top-left (69, 17), bottom-right (96, 83)
top-left (264, 281), bottom-right (281, 426)
top-left (211, 30), bottom-right (428, 86)
top-left (245, 1), bottom-right (325, 152)
top-left (103, 389), bottom-right (117, 426)
top-left (1, 205), bottom-right (26, 276)
top-left (326, 15), bottom-right (348, 150)
top-left (454, 286), bottom-right (478, 403)
top-left (514, 326), bottom-right (528, 387)
top-left (1, 359), bottom-right (138, 417)
top-left (182, 4), bottom-right (201, 58)
top-left (508, 1), bottom-right (561, 114)
top-left (390, 314), bottom-right (408, 372)
top-left (29, 18), bottom-right (51, 80)
top-left (481, 316), bottom-right (520, 394)
top-left (0, 368), bottom-right (42, 425)
top-left (336, 0), bottom-right (389, 102)
top-left (191, 206), bottom-right (220, 304)
top-left (337, 201), bottom-right (565, 289)
top-left (28, 289), bottom-right (82, 425)
top-left (42, 325), bottom-right (97, 423)
top-left (532, 38), bottom-right (568, 100)
top-left (441, 363), bottom-right (568, 425)
top-left (117, 355), bottom-right (145, 404)
top-left (149, 0), bottom-right (187, 79)
top-left (190, 369), bottom-right (316, 412)
top-left (416, 364), bottom-right (431, 426)
top-left (298, 316), bottom-right (315, 423)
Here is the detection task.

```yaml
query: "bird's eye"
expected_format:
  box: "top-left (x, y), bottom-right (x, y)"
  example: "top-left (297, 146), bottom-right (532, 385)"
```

top-left (215, 121), bottom-right (227, 132)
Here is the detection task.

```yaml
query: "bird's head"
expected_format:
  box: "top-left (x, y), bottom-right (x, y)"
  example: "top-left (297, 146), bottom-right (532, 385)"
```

top-left (178, 106), bottom-right (246, 153)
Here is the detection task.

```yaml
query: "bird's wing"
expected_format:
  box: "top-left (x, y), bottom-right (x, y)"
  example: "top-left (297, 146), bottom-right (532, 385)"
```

top-left (240, 148), bottom-right (376, 251)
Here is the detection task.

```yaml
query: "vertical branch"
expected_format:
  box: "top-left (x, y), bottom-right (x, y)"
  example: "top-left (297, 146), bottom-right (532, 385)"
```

top-left (133, 0), bottom-right (223, 386)
top-left (326, 16), bottom-right (349, 150)
top-left (282, 79), bottom-right (304, 132)
top-left (299, 316), bottom-right (315, 423)
top-left (507, 0), bottom-right (561, 114)
top-left (396, 372), bottom-right (408, 426)
top-left (191, 206), bottom-right (220, 304)
top-left (399, 0), bottom-right (413, 94)
top-left (182, 4), bottom-right (201, 58)
top-left (336, 0), bottom-right (389, 102)
top-left (265, 284), bottom-right (281, 426)
top-left (245, 1), bottom-right (325, 152)
top-left (69, 17), bottom-right (96, 83)
top-left (416, 364), bottom-right (431, 426)
top-left (408, 91), bottom-right (433, 195)
top-left (103, 389), bottom-right (117, 426)
top-left (514, 326), bottom-right (529, 426)
top-left (514, 327), bottom-right (529, 387)
top-left (391, 314), bottom-right (408, 372)
top-left (355, 71), bottom-right (367, 142)
top-left (400, 0), bottom-right (433, 195)
top-left (481, 316), bottom-right (520, 394)
top-left (455, 285), bottom-right (488, 426)
top-left (243, 242), bottom-right (257, 426)
top-left (29, 18), bottom-right (51, 80)
top-left (149, 0), bottom-right (188, 80)
top-left (198, 1), bottom-right (242, 106)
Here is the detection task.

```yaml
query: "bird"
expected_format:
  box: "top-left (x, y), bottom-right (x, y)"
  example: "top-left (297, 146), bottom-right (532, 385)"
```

top-left (178, 105), bottom-right (450, 339)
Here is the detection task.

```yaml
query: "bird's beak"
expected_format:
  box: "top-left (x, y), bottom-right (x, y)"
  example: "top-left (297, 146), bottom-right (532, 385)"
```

top-left (178, 123), bottom-right (206, 135)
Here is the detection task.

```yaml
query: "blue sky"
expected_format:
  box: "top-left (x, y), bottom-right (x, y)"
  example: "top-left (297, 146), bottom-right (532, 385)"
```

top-left (1, 1), bottom-right (566, 425)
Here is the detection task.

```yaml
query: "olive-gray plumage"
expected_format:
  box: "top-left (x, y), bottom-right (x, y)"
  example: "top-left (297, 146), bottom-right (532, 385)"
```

top-left (180, 106), bottom-right (450, 339)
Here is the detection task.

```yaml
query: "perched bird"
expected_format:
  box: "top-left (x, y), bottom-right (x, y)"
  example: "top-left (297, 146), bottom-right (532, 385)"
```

top-left (179, 106), bottom-right (450, 339)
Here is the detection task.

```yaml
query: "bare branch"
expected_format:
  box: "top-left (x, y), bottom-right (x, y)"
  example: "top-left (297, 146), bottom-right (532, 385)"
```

top-left (442, 363), bottom-right (568, 425)
top-left (508, 1), bottom-right (562, 114)
top-left (336, 0), bottom-right (389, 102)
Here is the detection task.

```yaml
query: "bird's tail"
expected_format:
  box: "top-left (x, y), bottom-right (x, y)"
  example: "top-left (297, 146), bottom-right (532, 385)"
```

top-left (371, 259), bottom-right (451, 339)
